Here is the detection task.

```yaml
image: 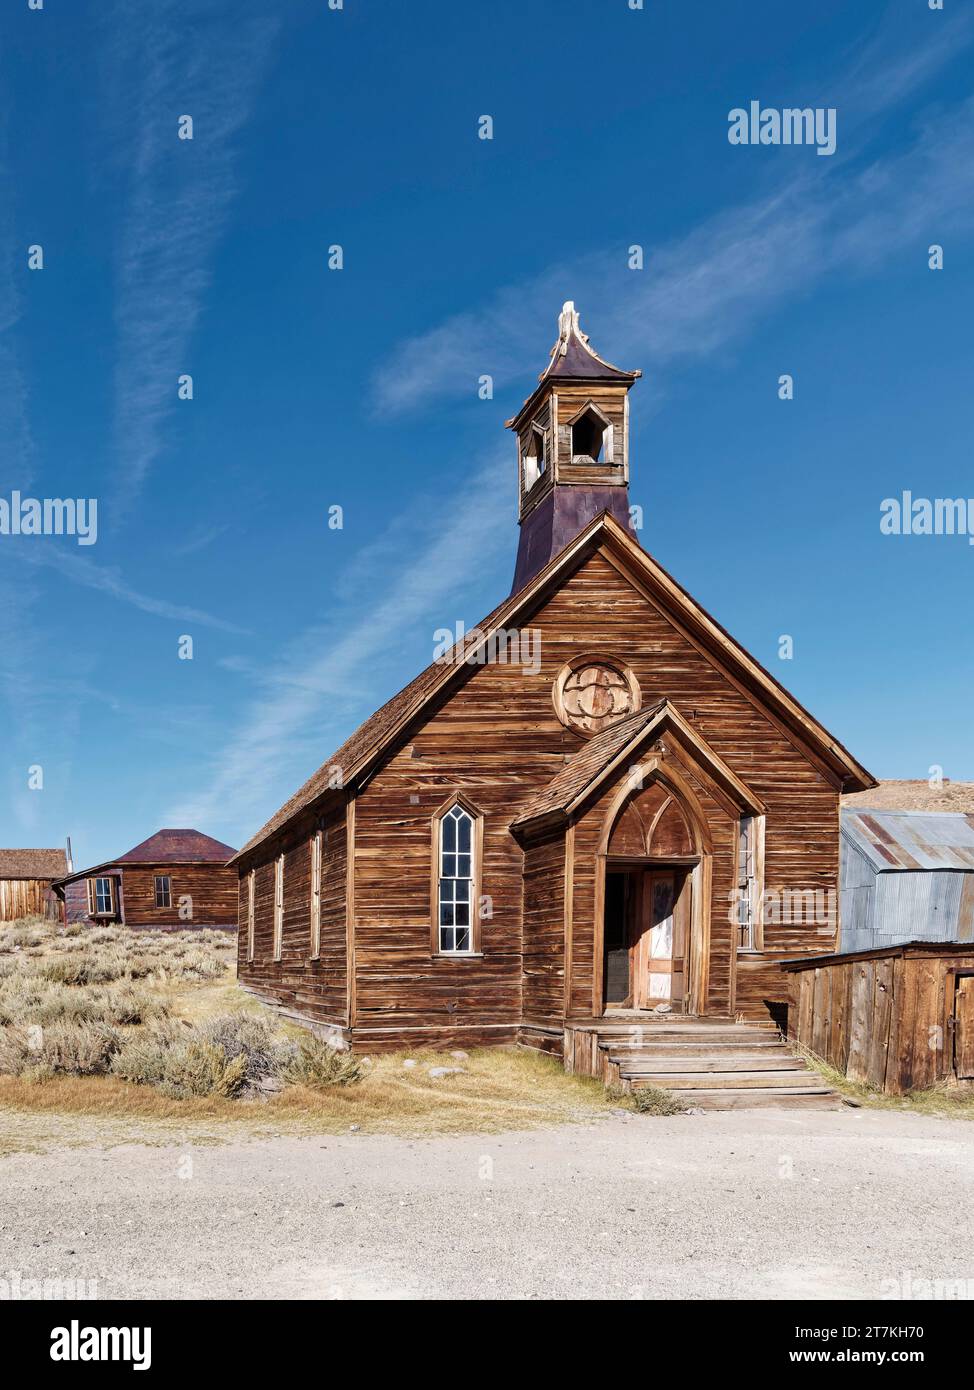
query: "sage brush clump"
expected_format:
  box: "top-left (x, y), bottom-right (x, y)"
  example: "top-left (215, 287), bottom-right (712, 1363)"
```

top-left (279, 1034), bottom-right (365, 1089)
top-left (0, 918), bottom-right (364, 1100)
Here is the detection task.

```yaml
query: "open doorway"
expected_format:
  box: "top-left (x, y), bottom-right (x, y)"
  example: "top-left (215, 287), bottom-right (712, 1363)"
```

top-left (602, 865), bottom-right (691, 1012)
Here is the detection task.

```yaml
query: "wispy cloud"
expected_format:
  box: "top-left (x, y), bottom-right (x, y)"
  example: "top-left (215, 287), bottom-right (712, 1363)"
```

top-left (100, 0), bottom-right (279, 512)
top-left (374, 24), bottom-right (974, 415)
top-left (167, 455), bottom-right (512, 835)
top-left (18, 546), bottom-right (248, 634)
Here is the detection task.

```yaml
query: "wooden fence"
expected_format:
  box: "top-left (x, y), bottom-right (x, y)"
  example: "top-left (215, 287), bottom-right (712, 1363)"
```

top-left (783, 943), bottom-right (974, 1094)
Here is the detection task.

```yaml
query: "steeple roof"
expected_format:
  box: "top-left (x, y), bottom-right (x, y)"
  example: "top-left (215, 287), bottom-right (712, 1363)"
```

top-left (541, 301), bottom-right (639, 383)
top-left (506, 301), bottom-right (640, 430)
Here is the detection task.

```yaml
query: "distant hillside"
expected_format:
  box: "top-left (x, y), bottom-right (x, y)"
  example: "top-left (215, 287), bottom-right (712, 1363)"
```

top-left (842, 780), bottom-right (974, 813)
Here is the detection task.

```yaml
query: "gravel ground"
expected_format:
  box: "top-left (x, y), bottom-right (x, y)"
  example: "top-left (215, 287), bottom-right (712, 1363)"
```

top-left (2, 1106), bottom-right (973, 1300)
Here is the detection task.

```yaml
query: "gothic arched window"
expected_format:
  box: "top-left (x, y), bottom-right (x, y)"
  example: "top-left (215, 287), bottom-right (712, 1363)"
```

top-left (434, 799), bottom-right (482, 954)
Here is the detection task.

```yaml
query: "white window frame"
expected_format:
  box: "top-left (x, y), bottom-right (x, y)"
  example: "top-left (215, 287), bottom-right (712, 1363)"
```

top-left (436, 803), bottom-right (477, 955)
top-left (91, 875), bottom-right (114, 917)
top-left (154, 874), bottom-right (172, 909)
top-left (272, 854), bottom-right (284, 961)
top-left (310, 829), bottom-right (322, 959)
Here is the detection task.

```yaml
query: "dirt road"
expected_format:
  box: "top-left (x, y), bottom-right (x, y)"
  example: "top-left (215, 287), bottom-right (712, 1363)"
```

top-left (2, 1107), bottom-right (971, 1300)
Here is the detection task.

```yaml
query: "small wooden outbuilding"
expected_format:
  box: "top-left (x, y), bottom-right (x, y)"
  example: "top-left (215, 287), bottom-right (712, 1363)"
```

top-left (784, 942), bottom-right (974, 1094)
top-left (841, 808), bottom-right (974, 952)
top-left (52, 829), bottom-right (237, 931)
top-left (0, 849), bottom-right (68, 922)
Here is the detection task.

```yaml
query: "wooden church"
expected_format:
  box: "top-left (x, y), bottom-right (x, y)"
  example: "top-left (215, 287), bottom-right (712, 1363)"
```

top-left (231, 303), bottom-right (875, 1056)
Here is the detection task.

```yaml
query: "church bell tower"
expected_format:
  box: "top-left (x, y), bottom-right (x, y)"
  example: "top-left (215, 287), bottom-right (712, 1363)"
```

top-left (506, 302), bottom-right (641, 593)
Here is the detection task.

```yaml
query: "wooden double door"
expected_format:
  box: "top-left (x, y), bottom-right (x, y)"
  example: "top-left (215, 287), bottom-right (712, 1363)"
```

top-left (604, 865), bottom-right (690, 1011)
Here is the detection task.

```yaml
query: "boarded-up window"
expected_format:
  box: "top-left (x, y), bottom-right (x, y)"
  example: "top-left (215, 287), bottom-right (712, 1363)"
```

top-left (273, 855), bottom-right (284, 961)
top-left (310, 830), bottom-right (322, 958)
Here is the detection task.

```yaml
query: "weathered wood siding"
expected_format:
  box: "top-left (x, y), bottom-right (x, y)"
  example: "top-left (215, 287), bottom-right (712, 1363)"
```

top-left (0, 879), bottom-right (61, 922)
top-left (521, 831), bottom-right (566, 1033)
top-left (236, 545), bottom-right (842, 1045)
top-left (236, 805), bottom-right (347, 1025)
top-left (787, 945), bottom-right (974, 1093)
top-left (121, 864), bottom-right (237, 928)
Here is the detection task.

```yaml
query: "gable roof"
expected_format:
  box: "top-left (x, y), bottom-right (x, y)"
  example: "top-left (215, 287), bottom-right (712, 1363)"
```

top-left (842, 808), bottom-right (974, 872)
top-left (511, 699), bottom-right (765, 832)
top-left (231, 512), bottom-right (874, 866)
top-left (512, 705), bottom-right (665, 829)
top-left (116, 829), bottom-right (237, 864)
top-left (0, 848), bottom-right (68, 880)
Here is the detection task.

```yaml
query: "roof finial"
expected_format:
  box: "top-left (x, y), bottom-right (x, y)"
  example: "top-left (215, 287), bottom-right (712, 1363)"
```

top-left (557, 300), bottom-right (584, 354)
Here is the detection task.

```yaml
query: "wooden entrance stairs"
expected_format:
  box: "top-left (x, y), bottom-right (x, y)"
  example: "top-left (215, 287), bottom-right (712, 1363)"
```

top-left (565, 1016), bottom-right (844, 1110)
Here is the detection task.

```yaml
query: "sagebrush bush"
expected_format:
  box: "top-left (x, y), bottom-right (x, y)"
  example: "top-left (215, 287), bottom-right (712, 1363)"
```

top-left (0, 1025), bottom-right (32, 1075)
top-left (0, 924), bottom-right (46, 952)
top-left (111, 1024), bottom-right (248, 1099)
top-left (40, 1021), bottom-right (120, 1075)
top-left (0, 976), bottom-right (169, 1028)
top-left (280, 1035), bottom-right (364, 1089)
top-left (628, 1085), bottom-right (686, 1116)
top-left (0, 1020), bottom-right (120, 1076)
top-left (199, 1012), bottom-right (292, 1085)
top-left (0, 919), bottom-right (365, 1103)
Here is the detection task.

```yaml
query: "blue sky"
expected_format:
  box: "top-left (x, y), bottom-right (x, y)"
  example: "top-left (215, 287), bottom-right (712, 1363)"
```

top-left (1, 0), bottom-right (972, 868)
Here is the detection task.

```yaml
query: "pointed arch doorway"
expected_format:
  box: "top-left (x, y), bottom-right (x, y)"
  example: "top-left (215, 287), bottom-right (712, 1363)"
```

top-left (595, 763), bottom-right (713, 1017)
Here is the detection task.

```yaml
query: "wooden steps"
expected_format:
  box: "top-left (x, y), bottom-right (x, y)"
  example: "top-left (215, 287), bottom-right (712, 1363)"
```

top-left (566, 1016), bottom-right (844, 1111)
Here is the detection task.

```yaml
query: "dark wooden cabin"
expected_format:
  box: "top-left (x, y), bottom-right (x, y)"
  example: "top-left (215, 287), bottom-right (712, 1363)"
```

top-left (53, 829), bottom-right (237, 931)
top-left (0, 849), bottom-right (68, 922)
top-left (231, 302), bottom-right (875, 1054)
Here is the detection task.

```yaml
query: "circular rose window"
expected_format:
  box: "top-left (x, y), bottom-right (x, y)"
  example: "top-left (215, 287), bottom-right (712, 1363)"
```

top-left (554, 657), bottom-right (641, 736)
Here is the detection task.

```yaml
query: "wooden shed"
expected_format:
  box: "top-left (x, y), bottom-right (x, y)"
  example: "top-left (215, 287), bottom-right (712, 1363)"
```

top-left (0, 849), bottom-right (68, 922)
top-left (52, 829), bottom-right (237, 931)
top-left (783, 942), bottom-right (974, 1094)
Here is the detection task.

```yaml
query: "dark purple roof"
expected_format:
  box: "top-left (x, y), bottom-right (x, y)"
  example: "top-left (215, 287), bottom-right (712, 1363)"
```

top-left (546, 330), bottom-right (636, 381)
top-left (116, 830), bottom-right (236, 864)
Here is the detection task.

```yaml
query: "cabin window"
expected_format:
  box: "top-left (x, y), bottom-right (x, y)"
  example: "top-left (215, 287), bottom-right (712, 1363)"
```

top-left (310, 830), bottom-right (322, 959)
top-left (273, 854), bottom-right (284, 961)
top-left (570, 405), bottom-right (612, 463)
top-left (246, 869), bottom-right (255, 963)
top-left (154, 875), bottom-right (172, 909)
top-left (736, 815), bottom-right (764, 951)
top-left (89, 876), bottom-right (114, 917)
top-left (434, 801), bottom-right (480, 955)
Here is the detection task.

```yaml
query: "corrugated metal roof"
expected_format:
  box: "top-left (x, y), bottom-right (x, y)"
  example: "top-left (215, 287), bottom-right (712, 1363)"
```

top-left (841, 808), bottom-right (974, 872)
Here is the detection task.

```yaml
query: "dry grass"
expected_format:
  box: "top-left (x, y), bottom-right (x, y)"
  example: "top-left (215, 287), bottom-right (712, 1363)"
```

top-left (797, 1045), bottom-right (974, 1118)
top-left (842, 779), bottom-right (974, 813)
top-left (0, 1047), bottom-right (618, 1152)
top-left (0, 915), bottom-right (626, 1148)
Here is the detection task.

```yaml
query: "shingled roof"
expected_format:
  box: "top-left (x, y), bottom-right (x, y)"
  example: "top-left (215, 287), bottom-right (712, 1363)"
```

top-left (231, 511), bottom-right (874, 867)
top-left (511, 704), bottom-right (665, 830)
top-left (229, 591), bottom-right (511, 863)
top-left (0, 848), bottom-right (68, 880)
top-left (116, 830), bottom-right (236, 864)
